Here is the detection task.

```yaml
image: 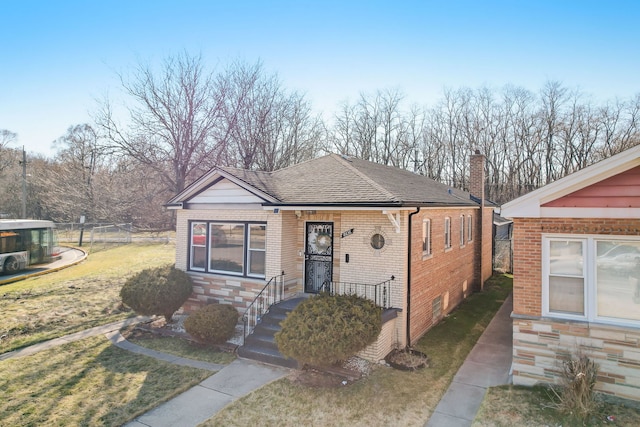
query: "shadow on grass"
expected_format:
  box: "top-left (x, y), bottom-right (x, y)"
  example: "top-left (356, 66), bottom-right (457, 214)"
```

top-left (0, 335), bottom-right (212, 426)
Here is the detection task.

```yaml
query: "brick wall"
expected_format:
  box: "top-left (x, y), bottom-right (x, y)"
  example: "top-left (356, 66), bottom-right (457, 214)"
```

top-left (512, 217), bottom-right (640, 317)
top-left (358, 315), bottom-right (399, 362)
top-left (511, 216), bottom-right (640, 401)
top-left (409, 207), bottom-right (482, 343)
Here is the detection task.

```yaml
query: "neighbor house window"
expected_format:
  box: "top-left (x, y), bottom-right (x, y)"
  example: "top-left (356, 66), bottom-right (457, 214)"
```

top-left (444, 217), bottom-right (451, 249)
top-left (467, 215), bottom-right (473, 242)
top-left (422, 219), bottom-right (431, 256)
top-left (543, 235), bottom-right (640, 326)
top-left (188, 220), bottom-right (266, 278)
top-left (459, 215), bottom-right (465, 247)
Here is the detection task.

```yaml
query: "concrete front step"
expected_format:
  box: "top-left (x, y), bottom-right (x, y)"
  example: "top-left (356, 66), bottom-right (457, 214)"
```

top-left (238, 297), bottom-right (306, 369)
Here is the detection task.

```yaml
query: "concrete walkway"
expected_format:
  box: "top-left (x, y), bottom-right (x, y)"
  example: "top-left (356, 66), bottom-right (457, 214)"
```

top-left (124, 358), bottom-right (288, 427)
top-left (1, 315), bottom-right (290, 427)
top-left (0, 316), bottom-right (149, 361)
top-left (426, 294), bottom-right (513, 427)
top-left (1, 295), bottom-right (512, 427)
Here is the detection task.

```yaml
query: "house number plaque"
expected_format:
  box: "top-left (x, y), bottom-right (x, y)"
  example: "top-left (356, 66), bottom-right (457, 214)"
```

top-left (341, 228), bottom-right (354, 238)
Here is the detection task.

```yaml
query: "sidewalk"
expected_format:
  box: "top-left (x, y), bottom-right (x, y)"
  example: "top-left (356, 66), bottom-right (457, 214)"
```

top-left (1, 316), bottom-right (289, 427)
top-left (425, 294), bottom-right (513, 427)
top-left (1, 296), bottom-right (512, 426)
top-left (0, 316), bottom-right (149, 362)
top-left (124, 358), bottom-right (288, 427)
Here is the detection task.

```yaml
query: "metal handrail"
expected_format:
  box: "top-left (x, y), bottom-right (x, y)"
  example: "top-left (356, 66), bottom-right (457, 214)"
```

top-left (242, 271), bottom-right (285, 343)
top-left (322, 276), bottom-right (395, 308)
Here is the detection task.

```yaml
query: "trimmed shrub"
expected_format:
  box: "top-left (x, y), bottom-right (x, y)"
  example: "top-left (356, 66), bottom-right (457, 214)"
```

top-left (120, 264), bottom-right (193, 322)
top-left (184, 304), bottom-right (239, 344)
top-left (275, 293), bottom-right (382, 367)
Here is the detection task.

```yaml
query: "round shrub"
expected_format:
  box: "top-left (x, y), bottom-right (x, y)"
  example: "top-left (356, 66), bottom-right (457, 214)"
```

top-left (275, 293), bottom-right (382, 367)
top-left (120, 264), bottom-right (193, 322)
top-left (184, 304), bottom-right (239, 344)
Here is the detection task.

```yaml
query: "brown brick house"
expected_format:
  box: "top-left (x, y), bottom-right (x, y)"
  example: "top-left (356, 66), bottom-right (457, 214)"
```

top-left (167, 153), bottom-right (493, 362)
top-left (502, 144), bottom-right (640, 401)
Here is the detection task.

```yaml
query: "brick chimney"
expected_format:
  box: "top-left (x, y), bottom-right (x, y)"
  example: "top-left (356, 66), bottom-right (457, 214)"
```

top-left (469, 150), bottom-right (485, 202)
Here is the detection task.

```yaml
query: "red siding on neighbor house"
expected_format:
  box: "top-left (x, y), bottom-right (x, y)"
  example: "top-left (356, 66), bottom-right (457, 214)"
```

top-left (543, 165), bottom-right (640, 208)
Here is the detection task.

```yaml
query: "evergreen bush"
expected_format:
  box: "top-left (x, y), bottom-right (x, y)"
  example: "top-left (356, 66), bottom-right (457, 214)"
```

top-left (120, 264), bottom-right (193, 322)
top-left (184, 303), bottom-right (239, 344)
top-left (275, 293), bottom-right (382, 367)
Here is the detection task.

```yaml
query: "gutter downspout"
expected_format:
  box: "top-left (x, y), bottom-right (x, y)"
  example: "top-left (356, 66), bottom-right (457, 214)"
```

top-left (406, 207), bottom-right (421, 347)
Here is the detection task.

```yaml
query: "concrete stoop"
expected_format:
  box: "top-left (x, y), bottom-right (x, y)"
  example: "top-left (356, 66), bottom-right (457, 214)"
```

top-left (237, 297), bottom-right (305, 369)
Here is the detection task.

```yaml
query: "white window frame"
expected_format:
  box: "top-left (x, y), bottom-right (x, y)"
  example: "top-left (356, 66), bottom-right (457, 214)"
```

top-left (542, 234), bottom-right (640, 328)
top-left (188, 220), bottom-right (266, 279)
top-left (467, 215), bottom-right (473, 242)
top-left (459, 215), bottom-right (465, 247)
top-left (422, 219), bottom-right (431, 257)
top-left (444, 217), bottom-right (451, 249)
top-left (247, 224), bottom-right (266, 278)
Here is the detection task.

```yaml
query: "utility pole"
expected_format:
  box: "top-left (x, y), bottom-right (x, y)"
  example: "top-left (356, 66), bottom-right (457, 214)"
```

top-left (20, 147), bottom-right (27, 218)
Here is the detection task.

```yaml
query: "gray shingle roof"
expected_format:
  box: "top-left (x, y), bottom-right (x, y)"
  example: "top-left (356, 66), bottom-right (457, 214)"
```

top-left (221, 154), bottom-right (476, 207)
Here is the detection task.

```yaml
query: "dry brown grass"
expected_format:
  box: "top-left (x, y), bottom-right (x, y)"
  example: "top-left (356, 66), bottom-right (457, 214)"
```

top-left (0, 335), bottom-right (212, 426)
top-left (474, 385), bottom-right (640, 427)
top-left (1, 243), bottom-right (175, 353)
top-left (202, 274), bottom-right (513, 426)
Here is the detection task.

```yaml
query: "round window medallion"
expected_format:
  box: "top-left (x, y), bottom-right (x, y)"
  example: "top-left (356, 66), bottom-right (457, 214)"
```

top-left (370, 233), bottom-right (385, 250)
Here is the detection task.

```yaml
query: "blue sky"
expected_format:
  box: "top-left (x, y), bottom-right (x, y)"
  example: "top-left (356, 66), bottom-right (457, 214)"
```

top-left (2, 0), bottom-right (639, 157)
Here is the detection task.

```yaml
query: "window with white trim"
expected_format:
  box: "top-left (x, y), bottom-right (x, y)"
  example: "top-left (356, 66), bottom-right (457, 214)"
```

top-left (189, 220), bottom-right (266, 278)
top-left (543, 235), bottom-right (640, 326)
top-left (444, 217), bottom-right (451, 249)
top-left (422, 219), bottom-right (431, 256)
top-left (459, 215), bottom-right (465, 247)
top-left (467, 215), bottom-right (473, 242)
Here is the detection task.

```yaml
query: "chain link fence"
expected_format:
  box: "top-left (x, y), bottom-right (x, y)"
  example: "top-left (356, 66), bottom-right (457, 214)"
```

top-left (55, 223), bottom-right (174, 250)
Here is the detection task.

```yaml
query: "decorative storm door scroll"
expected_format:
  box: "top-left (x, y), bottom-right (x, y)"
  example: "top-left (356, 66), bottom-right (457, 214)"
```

top-left (304, 222), bottom-right (333, 293)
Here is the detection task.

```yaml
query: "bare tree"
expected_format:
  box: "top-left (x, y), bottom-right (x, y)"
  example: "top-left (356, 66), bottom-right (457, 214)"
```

top-left (218, 60), bottom-right (323, 171)
top-left (0, 129), bottom-right (17, 174)
top-left (96, 52), bottom-right (225, 195)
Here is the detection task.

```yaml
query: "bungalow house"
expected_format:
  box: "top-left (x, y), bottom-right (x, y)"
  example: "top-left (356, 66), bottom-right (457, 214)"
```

top-left (167, 153), bottom-right (493, 363)
top-left (501, 144), bottom-right (640, 402)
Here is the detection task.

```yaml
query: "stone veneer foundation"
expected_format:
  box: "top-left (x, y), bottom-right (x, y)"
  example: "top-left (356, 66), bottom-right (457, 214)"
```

top-left (513, 316), bottom-right (640, 401)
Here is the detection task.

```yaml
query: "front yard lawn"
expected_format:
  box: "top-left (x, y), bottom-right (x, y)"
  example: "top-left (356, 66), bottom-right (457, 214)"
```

top-left (202, 274), bottom-right (513, 426)
top-left (1, 243), bottom-right (175, 354)
top-left (0, 335), bottom-right (212, 426)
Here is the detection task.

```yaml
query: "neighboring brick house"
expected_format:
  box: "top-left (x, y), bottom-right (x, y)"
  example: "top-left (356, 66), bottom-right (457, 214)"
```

top-left (502, 144), bottom-right (640, 402)
top-left (167, 153), bottom-right (493, 360)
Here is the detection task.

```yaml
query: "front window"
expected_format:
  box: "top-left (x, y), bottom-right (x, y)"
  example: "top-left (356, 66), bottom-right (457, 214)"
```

top-left (248, 224), bottom-right (266, 277)
top-left (543, 235), bottom-right (640, 326)
top-left (459, 215), bottom-right (465, 247)
top-left (189, 221), bottom-right (266, 278)
top-left (467, 215), bottom-right (473, 242)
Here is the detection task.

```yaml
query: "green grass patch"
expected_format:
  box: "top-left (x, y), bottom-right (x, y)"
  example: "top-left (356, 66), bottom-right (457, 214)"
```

top-left (202, 274), bottom-right (513, 426)
top-left (0, 335), bottom-right (212, 427)
top-left (124, 328), bottom-right (236, 365)
top-left (1, 243), bottom-right (175, 354)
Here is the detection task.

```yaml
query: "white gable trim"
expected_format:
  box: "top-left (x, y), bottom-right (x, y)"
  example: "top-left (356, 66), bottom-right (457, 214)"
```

top-left (167, 169), bottom-right (278, 207)
top-left (189, 178), bottom-right (266, 205)
top-left (502, 145), bottom-right (640, 218)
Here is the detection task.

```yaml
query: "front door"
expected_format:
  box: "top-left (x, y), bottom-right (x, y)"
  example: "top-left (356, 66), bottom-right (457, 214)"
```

top-left (304, 222), bottom-right (333, 293)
